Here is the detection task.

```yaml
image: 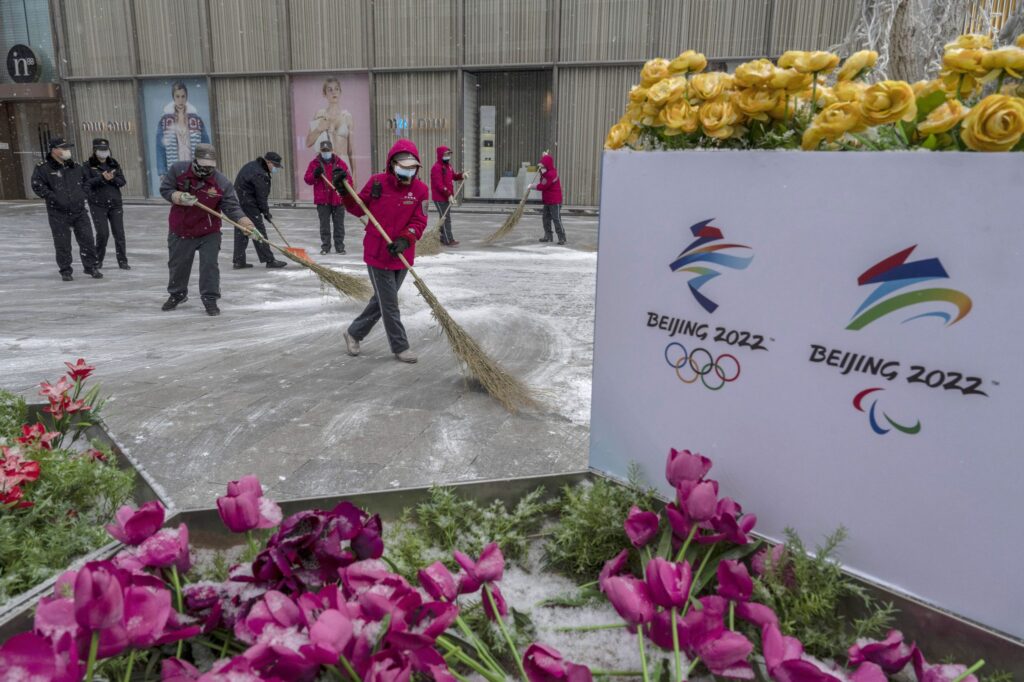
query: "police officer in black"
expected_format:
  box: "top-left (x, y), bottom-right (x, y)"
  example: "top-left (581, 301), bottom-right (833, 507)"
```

top-left (232, 151), bottom-right (287, 269)
top-left (85, 138), bottom-right (130, 270)
top-left (31, 137), bottom-right (102, 281)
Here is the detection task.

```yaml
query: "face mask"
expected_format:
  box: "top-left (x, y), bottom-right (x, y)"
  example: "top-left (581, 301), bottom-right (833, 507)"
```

top-left (193, 161), bottom-right (214, 178)
top-left (442, 155), bottom-right (451, 163)
top-left (270, 166), bottom-right (281, 174)
top-left (394, 165), bottom-right (416, 181)
top-left (320, 152), bottom-right (332, 161)
top-left (96, 150), bottom-right (110, 160)
top-left (59, 150), bottom-right (72, 161)
top-left (539, 166), bottom-right (547, 174)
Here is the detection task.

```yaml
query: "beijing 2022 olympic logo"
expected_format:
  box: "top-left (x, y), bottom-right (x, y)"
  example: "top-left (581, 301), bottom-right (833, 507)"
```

top-left (664, 342), bottom-right (741, 391)
top-left (670, 219), bottom-right (753, 314)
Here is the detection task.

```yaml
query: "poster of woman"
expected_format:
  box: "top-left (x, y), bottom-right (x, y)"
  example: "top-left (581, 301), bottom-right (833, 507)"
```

top-left (142, 79), bottom-right (212, 196)
top-left (292, 74), bottom-right (370, 202)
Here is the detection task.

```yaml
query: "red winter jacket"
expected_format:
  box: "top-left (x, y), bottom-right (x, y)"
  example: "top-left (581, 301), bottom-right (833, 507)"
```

top-left (303, 154), bottom-right (349, 206)
top-left (159, 161), bottom-right (245, 238)
top-left (342, 139), bottom-right (429, 270)
top-left (535, 153), bottom-right (563, 205)
top-left (429, 145), bottom-right (464, 202)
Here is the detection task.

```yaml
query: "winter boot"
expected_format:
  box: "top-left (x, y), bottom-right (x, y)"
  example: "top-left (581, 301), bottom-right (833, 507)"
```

top-left (203, 300), bottom-right (221, 317)
top-left (162, 294), bottom-right (187, 311)
top-left (395, 350), bottom-right (418, 364)
top-left (266, 260), bottom-right (287, 268)
top-left (539, 235), bottom-right (553, 243)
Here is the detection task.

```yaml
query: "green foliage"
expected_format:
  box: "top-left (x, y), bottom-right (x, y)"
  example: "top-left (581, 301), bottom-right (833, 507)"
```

top-left (384, 486), bottom-right (555, 579)
top-left (0, 444), bottom-right (135, 603)
top-left (0, 389), bottom-right (27, 441)
top-left (543, 465), bottom-right (658, 581)
top-left (752, 526), bottom-right (897, 661)
top-left (980, 671), bottom-right (1015, 682)
top-left (460, 601), bottom-right (537, 670)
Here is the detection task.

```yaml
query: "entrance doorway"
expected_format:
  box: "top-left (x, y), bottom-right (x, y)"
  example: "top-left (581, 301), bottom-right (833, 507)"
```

top-left (0, 101), bottom-right (64, 200)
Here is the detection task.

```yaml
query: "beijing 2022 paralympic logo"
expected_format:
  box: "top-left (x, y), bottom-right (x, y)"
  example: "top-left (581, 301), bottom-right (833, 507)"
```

top-left (664, 342), bottom-right (741, 391)
top-left (853, 387), bottom-right (921, 435)
top-left (670, 219), bottom-right (753, 314)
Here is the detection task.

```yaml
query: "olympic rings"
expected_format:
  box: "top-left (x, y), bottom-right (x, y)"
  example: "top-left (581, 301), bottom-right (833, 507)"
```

top-left (663, 343), bottom-right (741, 391)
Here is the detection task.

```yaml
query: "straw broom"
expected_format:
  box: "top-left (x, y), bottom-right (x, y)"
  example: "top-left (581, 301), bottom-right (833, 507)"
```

top-left (417, 179), bottom-right (466, 257)
top-left (340, 178), bottom-right (537, 413)
top-left (193, 203), bottom-right (372, 301)
top-left (482, 172), bottom-right (537, 245)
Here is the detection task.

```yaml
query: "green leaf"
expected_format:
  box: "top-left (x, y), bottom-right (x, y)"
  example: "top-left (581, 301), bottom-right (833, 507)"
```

top-left (1012, 137), bottom-right (1024, 152)
top-left (922, 134), bottom-right (940, 150)
top-left (915, 91), bottom-right (948, 123)
top-left (537, 583), bottom-right (603, 608)
top-left (656, 524), bottom-right (673, 560)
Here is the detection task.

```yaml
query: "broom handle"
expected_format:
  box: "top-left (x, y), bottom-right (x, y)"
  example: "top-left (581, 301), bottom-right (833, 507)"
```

top-left (264, 217), bottom-right (292, 248)
top-left (436, 179), bottom-right (465, 225)
top-left (335, 178), bottom-right (424, 282)
top-left (192, 203), bottom-right (294, 260)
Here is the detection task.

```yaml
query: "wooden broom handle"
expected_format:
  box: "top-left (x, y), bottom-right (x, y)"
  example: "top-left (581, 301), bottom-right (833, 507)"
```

top-left (334, 177), bottom-right (421, 276)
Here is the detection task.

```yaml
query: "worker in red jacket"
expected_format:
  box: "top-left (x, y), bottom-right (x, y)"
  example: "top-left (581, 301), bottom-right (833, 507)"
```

top-left (429, 145), bottom-right (465, 246)
top-left (303, 140), bottom-right (349, 254)
top-left (339, 139), bottom-right (429, 364)
top-left (529, 152), bottom-right (566, 245)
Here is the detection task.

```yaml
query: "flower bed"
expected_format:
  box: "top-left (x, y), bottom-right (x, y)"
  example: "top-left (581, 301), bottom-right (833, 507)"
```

top-left (1, 451), bottom-right (1016, 681)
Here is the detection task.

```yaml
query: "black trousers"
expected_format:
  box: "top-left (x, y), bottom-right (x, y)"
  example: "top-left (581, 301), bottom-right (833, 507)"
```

top-left (542, 204), bottom-right (566, 241)
top-left (316, 204), bottom-right (345, 251)
top-left (233, 209), bottom-right (275, 264)
top-left (348, 265), bottom-right (409, 354)
top-left (89, 203), bottom-right (127, 266)
top-left (167, 231), bottom-right (221, 301)
top-left (48, 208), bottom-right (98, 275)
top-left (433, 201), bottom-right (453, 243)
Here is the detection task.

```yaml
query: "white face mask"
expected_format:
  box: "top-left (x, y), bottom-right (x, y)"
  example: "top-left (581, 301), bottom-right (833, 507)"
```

top-left (96, 150), bottom-right (110, 160)
top-left (539, 166), bottom-right (547, 174)
top-left (271, 166), bottom-right (281, 174)
top-left (320, 152), bottom-right (332, 161)
top-left (59, 150), bottom-right (72, 161)
top-left (394, 165), bottom-right (416, 181)
top-left (442, 155), bottom-right (451, 162)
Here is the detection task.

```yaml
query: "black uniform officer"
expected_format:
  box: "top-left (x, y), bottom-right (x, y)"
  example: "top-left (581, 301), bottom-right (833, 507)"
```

top-left (232, 152), bottom-right (286, 269)
top-left (31, 137), bottom-right (101, 281)
top-left (85, 138), bottom-right (129, 270)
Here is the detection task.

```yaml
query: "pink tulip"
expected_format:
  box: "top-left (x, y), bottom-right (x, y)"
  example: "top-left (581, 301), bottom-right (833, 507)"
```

top-left (217, 476), bottom-right (282, 533)
top-left (0, 632), bottom-right (81, 682)
top-left (523, 642), bottom-right (594, 681)
top-left (601, 575), bottom-right (655, 626)
top-left (666, 448), bottom-right (712, 486)
top-left (300, 609), bottom-right (354, 664)
top-left (65, 358), bottom-right (96, 382)
top-left (848, 630), bottom-right (916, 674)
top-left (74, 561), bottom-right (124, 631)
top-left (624, 506), bottom-right (660, 548)
top-left (388, 601), bottom-right (459, 650)
top-left (34, 595), bottom-right (83, 651)
top-left (735, 602), bottom-right (778, 629)
top-left (678, 479), bottom-right (719, 522)
top-left (136, 523), bottom-right (191, 572)
top-left (599, 549), bottom-right (629, 584)
top-left (454, 542), bottom-right (505, 586)
top-left (161, 657), bottom-right (201, 681)
top-left (482, 584), bottom-right (509, 621)
top-left (365, 650), bottom-right (413, 682)
top-left (913, 649), bottom-right (981, 682)
top-left (645, 557), bottom-right (692, 609)
top-left (106, 501), bottom-right (166, 546)
top-left (243, 640), bottom-right (319, 681)
top-left (717, 560), bottom-right (753, 602)
top-left (352, 514), bottom-right (384, 560)
top-left (646, 609), bottom-right (689, 651)
top-left (418, 561), bottom-right (457, 602)
top-left (697, 629), bottom-right (755, 679)
top-left (851, 662), bottom-right (888, 682)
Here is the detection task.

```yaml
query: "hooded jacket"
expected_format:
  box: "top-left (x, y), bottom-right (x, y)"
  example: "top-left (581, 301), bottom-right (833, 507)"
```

top-left (303, 153), bottom-right (348, 206)
top-left (535, 153), bottom-right (563, 205)
top-left (342, 139), bottom-right (429, 270)
top-left (86, 154), bottom-right (126, 207)
top-left (429, 145), bottom-right (464, 202)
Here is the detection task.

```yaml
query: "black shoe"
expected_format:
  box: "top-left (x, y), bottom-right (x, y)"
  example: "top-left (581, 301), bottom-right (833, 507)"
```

top-left (118, 262), bottom-right (131, 270)
top-left (233, 263), bottom-right (254, 269)
top-left (320, 247), bottom-right (330, 255)
top-left (266, 260), bottom-right (287, 269)
top-left (558, 239), bottom-right (567, 245)
top-left (85, 269), bottom-right (103, 279)
top-left (61, 273), bottom-right (73, 282)
top-left (162, 294), bottom-right (187, 311)
top-left (203, 300), bottom-right (221, 316)
top-left (539, 236), bottom-right (553, 243)
top-left (96, 263), bottom-right (104, 270)
top-left (335, 248), bottom-right (346, 255)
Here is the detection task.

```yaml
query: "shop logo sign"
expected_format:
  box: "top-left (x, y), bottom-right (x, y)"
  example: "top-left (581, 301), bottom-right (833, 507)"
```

top-left (6, 44), bottom-right (39, 84)
top-left (853, 387), bottom-right (921, 436)
top-left (847, 245), bottom-right (972, 330)
top-left (664, 342), bottom-right (741, 391)
top-left (387, 113), bottom-right (448, 135)
top-left (670, 219), bottom-right (753, 314)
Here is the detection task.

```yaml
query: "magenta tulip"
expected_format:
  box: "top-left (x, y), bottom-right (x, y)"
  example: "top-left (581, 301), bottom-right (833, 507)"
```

top-left (366, 650), bottom-right (413, 682)
top-left (851, 662), bottom-right (888, 682)
top-left (523, 642), bottom-right (594, 682)
top-left (0, 632), bottom-right (81, 682)
top-left (123, 584), bottom-right (172, 647)
top-left (161, 657), bottom-right (201, 681)
top-left (136, 523), bottom-right (191, 572)
top-left (454, 542), bottom-right (505, 586)
top-left (388, 601), bottom-right (459, 650)
top-left (217, 476), bottom-right (282, 533)
top-left (679, 479), bottom-right (719, 522)
top-left (482, 583), bottom-right (509, 621)
top-left (624, 506), bottom-right (660, 548)
top-left (762, 622), bottom-right (804, 671)
top-left (34, 595), bottom-right (81, 647)
top-left (717, 560), bottom-right (753, 602)
top-left (645, 557), bottom-right (692, 609)
top-left (666, 448), bottom-right (712, 486)
top-left (299, 609), bottom-right (354, 665)
top-left (601, 575), bottom-right (655, 626)
top-left (848, 630), bottom-right (916, 674)
top-left (106, 500), bottom-right (166, 546)
top-left (352, 515), bottom-right (385, 560)
top-left (913, 649), bottom-right (981, 682)
top-left (646, 609), bottom-right (689, 651)
top-left (599, 549), bottom-right (629, 584)
top-left (418, 561), bottom-right (457, 602)
top-left (735, 602), bottom-right (778, 629)
top-left (74, 561), bottom-right (124, 630)
top-left (696, 629), bottom-right (755, 679)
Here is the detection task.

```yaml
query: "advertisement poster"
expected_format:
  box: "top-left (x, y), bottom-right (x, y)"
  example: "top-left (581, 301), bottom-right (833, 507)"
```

top-left (142, 78), bottom-right (212, 197)
top-left (291, 73), bottom-right (370, 202)
top-left (590, 150), bottom-right (1024, 638)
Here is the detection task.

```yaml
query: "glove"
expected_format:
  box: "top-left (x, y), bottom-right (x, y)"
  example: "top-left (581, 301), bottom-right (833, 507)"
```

top-left (237, 217), bottom-right (256, 235)
top-left (174, 192), bottom-right (198, 206)
top-left (313, 166), bottom-right (324, 178)
top-left (332, 167), bottom-right (348, 187)
top-left (263, 211), bottom-right (273, 221)
top-left (387, 237), bottom-right (410, 257)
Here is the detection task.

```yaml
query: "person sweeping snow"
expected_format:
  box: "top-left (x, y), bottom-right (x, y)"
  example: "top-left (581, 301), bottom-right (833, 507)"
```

top-left (529, 152), bottom-right (566, 245)
top-left (429, 145), bottom-right (465, 246)
top-left (339, 139), bottom-right (429, 364)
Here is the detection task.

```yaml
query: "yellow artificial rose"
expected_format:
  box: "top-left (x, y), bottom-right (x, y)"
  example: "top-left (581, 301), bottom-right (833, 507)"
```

top-left (835, 80), bottom-right (868, 102)
top-left (802, 85), bottom-right (838, 108)
top-left (628, 85), bottom-right (648, 104)
top-left (640, 58), bottom-right (671, 87)
top-left (605, 120), bottom-right (634, 149)
top-left (912, 79), bottom-right (947, 99)
top-left (837, 50), bottom-right (878, 81)
top-left (690, 72), bottom-right (732, 101)
top-left (734, 59), bottom-right (776, 89)
top-left (623, 102), bottom-right (643, 125)
top-left (769, 68), bottom-right (813, 93)
top-left (960, 94), bottom-right (1024, 151)
top-left (860, 80), bottom-right (917, 125)
top-left (940, 71), bottom-right (980, 98)
top-left (981, 47), bottom-right (1024, 78)
top-left (778, 50), bottom-right (840, 74)
top-left (945, 34), bottom-right (993, 51)
top-left (801, 101), bottom-right (866, 150)
top-left (659, 99), bottom-right (700, 135)
top-left (917, 100), bottom-right (969, 135)
top-left (699, 96), bottom-right (744, 139)
top-left (669, 50), bottom-right (708, 75)
top-left (734, 87), bottom-right (783, 121)
top-left (646, 78), bottom-right (676, 106)
top-left (942, 49), bottom-right (989, 77)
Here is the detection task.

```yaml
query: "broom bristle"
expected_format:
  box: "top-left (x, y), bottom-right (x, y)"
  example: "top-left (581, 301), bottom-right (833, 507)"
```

top-left (412, 278), bottom-right (538, 413)
top-left (280, 249), bottom-right (372, 300)
top-left (285, 246), bottom-right (311, 261)
top-left (483, 192), bottom-right (530, 245)
top-left (417, 227), bottom-right (443, 256)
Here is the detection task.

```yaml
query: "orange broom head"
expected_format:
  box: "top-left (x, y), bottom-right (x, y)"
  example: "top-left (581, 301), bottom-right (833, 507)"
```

top-left (286, 246), bottom-right (311, 261)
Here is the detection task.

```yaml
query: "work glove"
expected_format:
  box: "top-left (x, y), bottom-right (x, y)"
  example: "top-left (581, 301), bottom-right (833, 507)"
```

top-left (173, 192), bottom-right (198, 206)
top-left (387, 237), bottom-right (410, 257)
top-left (313, 165), bottom-right (324, 178)
top-left (263, 211), bottom-right (273, 221)
top-left (332, 167), bottom-right (348, 188)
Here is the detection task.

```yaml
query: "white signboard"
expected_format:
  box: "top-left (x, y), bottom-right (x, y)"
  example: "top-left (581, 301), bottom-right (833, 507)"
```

top-left (590, 150), bottom-right (1024, 639)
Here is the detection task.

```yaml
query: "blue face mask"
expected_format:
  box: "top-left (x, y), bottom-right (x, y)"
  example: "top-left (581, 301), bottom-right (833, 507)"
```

top-left (271, 166), bottom-right (281, 174)
top-left (394, 166), bottom-right (416, 180)
top-left (320, 152), bottom-right (332, 161)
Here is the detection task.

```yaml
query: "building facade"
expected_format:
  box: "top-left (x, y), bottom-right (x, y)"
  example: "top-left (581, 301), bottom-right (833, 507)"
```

top-left (42, 0), bottom-right (863, 206)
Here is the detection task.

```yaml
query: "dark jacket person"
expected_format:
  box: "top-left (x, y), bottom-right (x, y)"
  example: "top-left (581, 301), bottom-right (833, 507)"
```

top-left (232, 152), bottom-right (286, 269)
top-left (85, 137), bottom-right (130, 270)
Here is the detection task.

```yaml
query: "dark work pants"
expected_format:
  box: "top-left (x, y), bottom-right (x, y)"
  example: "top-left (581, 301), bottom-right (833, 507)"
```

top-left (48, 208), bottom-right (98, 276)
top-left (167, 231), bottom-right (221, 302)
top-left (433, 201), bottom-right (453, 243)
top-left (316, 203), bottom-right (345, 251)
top-left (89, 203), bottom-right (127, 266)
top-left (348, 265), bottom-right (409, 354)
top-left (542, 204), bottom-right (566, 241)
top-left (233, 209), bottom-right (275, 265)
